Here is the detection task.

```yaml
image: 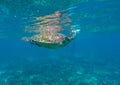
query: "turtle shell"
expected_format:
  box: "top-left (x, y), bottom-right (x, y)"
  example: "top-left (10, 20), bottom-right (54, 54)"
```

top-left (31, 37), bottom-right (72, 49)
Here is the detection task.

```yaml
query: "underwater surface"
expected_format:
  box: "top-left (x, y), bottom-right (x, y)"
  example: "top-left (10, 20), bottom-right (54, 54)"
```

top-left (0, 0), bottom-right (120, 85)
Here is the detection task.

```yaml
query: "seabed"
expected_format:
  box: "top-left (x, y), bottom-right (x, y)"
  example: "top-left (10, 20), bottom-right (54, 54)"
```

top-left (0, 56), bottom-right (120, 85)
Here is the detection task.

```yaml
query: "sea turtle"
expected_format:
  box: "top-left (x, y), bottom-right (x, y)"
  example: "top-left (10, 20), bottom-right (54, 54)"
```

top-left (23, 31), bottom-right (75, 49)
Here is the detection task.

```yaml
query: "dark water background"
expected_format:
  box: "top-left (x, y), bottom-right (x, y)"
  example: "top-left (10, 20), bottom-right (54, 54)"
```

top-left (0, 0), bottom-right (120, 84)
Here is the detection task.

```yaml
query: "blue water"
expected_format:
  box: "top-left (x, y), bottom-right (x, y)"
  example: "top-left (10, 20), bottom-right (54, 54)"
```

top-left (0, 0), bottom-right (120, 85)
